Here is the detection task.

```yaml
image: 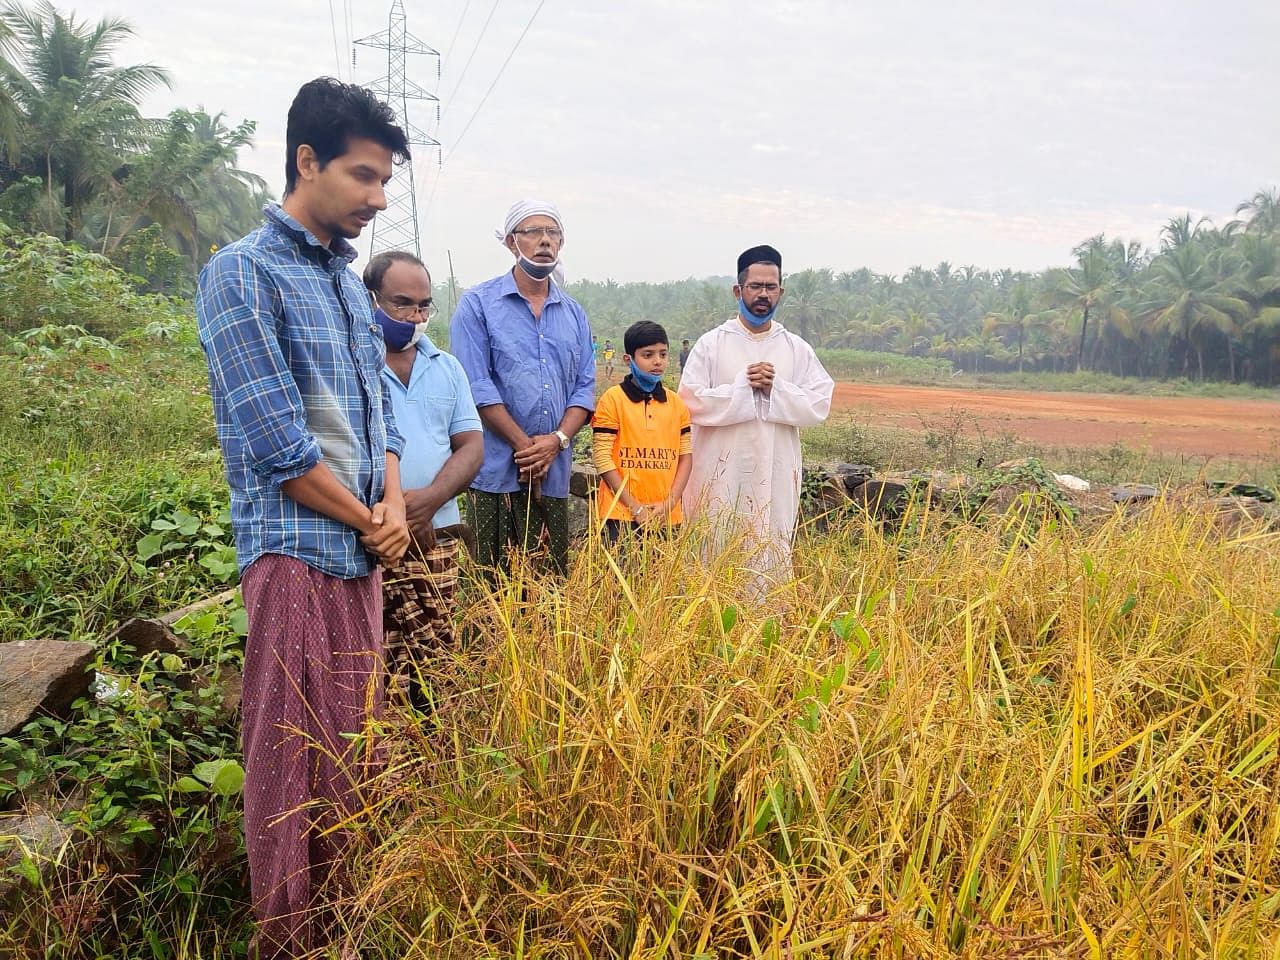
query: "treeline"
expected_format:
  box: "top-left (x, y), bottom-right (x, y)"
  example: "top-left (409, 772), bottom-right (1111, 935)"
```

top-left (0, 1), bottom-right (268, 294)
top-left (567, 191), bottom-right (1280, 386)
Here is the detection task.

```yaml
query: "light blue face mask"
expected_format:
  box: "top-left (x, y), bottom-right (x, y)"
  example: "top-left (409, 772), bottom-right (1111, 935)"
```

top-left (738, 298), bottom-right (777, 328)
top-left (629, 359), bottom-right (662, 393)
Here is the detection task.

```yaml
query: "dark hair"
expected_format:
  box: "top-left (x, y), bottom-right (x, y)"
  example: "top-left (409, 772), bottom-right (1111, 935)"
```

top-left (624, 320), bottom-right (668, 356)
top-left (363, 250), bottom-right (428, 293)
top-left (737, 263), bottom-right (784, 285)
top-left (285, 77), bottom-right (411, 195)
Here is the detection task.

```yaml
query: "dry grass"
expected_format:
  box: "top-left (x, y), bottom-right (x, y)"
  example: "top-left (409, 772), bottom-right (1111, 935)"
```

top-left (337, 502), bottom-right (1280, 958)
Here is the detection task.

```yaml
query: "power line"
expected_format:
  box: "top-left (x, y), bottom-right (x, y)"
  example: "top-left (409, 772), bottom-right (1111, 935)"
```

top-left (421, 0), bottom-right (544, 222)
top-left (446, 0), bottom-right (545, 161)
top-left (441, 0), bottom-right (501, 119)
top-left (440, 0), bottom-right (472, 74)
top-left (327, 0), bottom-right (345, 79)
top-left (343, 0), bottom-right (355, 77)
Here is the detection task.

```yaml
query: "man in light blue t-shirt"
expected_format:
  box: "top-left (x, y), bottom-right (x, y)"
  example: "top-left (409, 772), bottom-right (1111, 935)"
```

top-left (364, 251), bottom-right (483, 707)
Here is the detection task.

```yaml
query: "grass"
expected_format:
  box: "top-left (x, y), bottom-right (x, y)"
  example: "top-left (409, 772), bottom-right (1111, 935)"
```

top-left (328, 502), bottom-right (1280, 958)
top-left (5, 316), bottom-right (1280, 957)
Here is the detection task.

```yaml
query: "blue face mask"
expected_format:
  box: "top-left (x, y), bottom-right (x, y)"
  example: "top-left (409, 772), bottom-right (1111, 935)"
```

top-left (517, 254), bottom-right (558, 281)
top-left (738, 298), bottom-right (777, 328)
top-left (629, 359), bottom-right (662, 393)
top-left (375, 307), bottom-right (426, 352)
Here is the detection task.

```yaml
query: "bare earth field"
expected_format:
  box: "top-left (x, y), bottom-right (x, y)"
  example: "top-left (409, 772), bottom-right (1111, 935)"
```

top-left (830, 383), bottom-right (1280, 459)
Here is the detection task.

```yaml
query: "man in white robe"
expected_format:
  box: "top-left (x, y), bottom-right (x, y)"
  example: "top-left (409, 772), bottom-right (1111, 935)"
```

top-left (679, 245), bottom-right (834, 586)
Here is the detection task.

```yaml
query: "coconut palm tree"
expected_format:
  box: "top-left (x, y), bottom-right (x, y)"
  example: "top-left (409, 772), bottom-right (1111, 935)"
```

top-left (1232, 188), bottom-right (1280, 236)
top-left (1140, 240), bottom-right (1250, 380)
top-left (0, 0), bottom-right (169, 239)
top-left (981, 282), bottom-right (1045, 373)
top-left (1042, 238), bottom-right (1127, 372)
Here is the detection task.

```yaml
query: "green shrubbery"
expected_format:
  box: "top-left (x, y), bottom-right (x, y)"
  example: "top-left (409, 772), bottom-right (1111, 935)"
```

top-left (815, 348), bottom-right (954, 383)
top-left (0, 225), bottom-right (189, 340)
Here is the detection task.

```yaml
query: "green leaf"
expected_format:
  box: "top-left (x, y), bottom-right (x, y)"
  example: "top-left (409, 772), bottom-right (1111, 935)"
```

top-left (174, 511), bottom-right (201, 536)
top-left (160, 653), bottom-right (184, 674)
top-left (1119, 594), bottom-right (1138, 616)
top-left (229, 607), bottom-right (248, 637)
top-left (720, 605), bottom-right (738, 633)
top-left (12, 856), bottom-right (41, 886)
top-left (192, 758), bottom-right (245, 797)
top-left (171, 773), bottom-right (206, 798)
top-left (201, 523), bottom-right (225, 539)
top-left (209, 760), bottom-right (245, 797)
top-left (830, 612), bottom-right (855, 643)
top-left (760, 617), bottom-right (780, 650)
top-left (136, 533), bottom-right (166, 561)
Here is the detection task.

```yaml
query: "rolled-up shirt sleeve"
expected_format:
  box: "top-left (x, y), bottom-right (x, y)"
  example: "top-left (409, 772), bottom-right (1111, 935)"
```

top-left (197, 252), bottom-right (321, 486)
top-left (448, 295), bottom-right (502, 409)
top-left (567, 304), bottom-right (597, 412)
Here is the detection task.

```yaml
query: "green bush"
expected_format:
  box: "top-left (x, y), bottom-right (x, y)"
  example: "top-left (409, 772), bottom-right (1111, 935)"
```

top-left (816, 348), bottom-right (954, 382)
top-left (0, 224), bottom-right (186, 339)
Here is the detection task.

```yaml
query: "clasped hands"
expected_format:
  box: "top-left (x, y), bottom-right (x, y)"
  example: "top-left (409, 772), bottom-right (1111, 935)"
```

top-left (360, 498), bottom-right (410, 566)
top-left (747, 361), bottom-right (775, 395)
top-left (513, 432), bottom-right (562, 485)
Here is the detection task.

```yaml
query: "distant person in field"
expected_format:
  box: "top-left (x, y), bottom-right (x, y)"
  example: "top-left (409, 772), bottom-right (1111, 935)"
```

top-left (678, 244), bottom-right (833, 587)
top-left (592, 334), bottom-right (600, 364)
top-left (448, 199), bottom-right (595, 577)
top-left (364, 251), bottom-right (482, 708)
top-left (196, 78), bottom-right (411, 958)
top-left (679, 338), bottom-right (691, 371)
top-left (591, 320), bottom-right (692, 546)
top-left (602, 339), bottom-right (617, 379)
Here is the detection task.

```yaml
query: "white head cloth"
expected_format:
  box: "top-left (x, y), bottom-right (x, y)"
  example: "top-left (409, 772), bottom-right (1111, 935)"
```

top-left (494, 199), bottom-right (564, 242)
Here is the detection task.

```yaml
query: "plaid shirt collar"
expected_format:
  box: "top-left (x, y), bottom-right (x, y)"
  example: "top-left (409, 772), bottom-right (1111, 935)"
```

top-left (262, 203), bottom-right (359, 266)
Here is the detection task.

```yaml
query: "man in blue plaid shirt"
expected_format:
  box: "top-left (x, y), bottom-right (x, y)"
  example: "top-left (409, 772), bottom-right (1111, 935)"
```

top-left (196, 78), bottom-right (411, 959)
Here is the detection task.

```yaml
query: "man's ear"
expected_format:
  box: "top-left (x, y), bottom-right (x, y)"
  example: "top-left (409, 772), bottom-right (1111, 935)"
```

top-left (294, 144), bottom-right (319, 184)
top-left (504, 234), bottom-right (517, 256)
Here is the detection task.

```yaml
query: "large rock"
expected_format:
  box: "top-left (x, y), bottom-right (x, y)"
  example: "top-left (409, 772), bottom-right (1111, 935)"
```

top-left (0, 810), bottom-right (73, 900)
top-left (102, 618), bottom-right (183, 659)
top-left (847, 480), bottom-right (912, 522)
top-left (570, 463), bottom-right (598, 499)
top-left (0, 640), bottom-right (95, 737)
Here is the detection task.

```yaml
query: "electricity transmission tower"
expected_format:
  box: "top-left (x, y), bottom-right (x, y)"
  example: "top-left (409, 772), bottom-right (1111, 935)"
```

top-left (354, 1), bottom-right (440, 257)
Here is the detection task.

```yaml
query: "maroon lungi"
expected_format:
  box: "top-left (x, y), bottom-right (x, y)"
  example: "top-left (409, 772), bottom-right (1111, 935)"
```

top-left (239, 553), bottom-right (383, 959)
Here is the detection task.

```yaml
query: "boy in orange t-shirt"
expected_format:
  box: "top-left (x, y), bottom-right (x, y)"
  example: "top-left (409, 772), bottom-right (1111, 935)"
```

top-left (591, 321), bottom-right (692, 544)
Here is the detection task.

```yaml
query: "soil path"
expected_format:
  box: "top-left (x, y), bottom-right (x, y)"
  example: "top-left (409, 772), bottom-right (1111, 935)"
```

top-left (830, 383), bottom-right (1280, 459)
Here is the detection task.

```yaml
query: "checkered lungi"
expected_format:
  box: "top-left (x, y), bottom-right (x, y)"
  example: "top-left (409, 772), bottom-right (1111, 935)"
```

top-left (381, 535), bottom-right (461, 700)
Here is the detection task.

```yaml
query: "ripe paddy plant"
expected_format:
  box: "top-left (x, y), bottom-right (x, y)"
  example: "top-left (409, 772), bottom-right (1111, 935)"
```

top-left (334, 500), bottom-right (1280, 958)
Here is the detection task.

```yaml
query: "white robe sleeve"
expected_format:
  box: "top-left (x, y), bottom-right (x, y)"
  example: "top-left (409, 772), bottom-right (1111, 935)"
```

top-left (763, 342), bottom-right (834, 427)
top-left (677, 335), bottom-right (760, 427)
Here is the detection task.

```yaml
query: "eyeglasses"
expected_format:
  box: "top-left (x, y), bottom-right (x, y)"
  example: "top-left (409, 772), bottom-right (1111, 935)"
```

top-left (512, 226), bottom-right (564, 242)
top-left (742, 282), bottom-right (781, 295)
top-left (385, 299), bottom-right (438, 320)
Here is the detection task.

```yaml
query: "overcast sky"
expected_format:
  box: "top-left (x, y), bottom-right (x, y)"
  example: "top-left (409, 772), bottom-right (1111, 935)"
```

top-left (64, 0), bottom-right (1280, 284)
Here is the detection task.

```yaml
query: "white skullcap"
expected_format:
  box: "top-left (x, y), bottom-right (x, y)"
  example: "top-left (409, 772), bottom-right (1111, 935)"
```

top-left (494, 199), bottom-right (563, 242)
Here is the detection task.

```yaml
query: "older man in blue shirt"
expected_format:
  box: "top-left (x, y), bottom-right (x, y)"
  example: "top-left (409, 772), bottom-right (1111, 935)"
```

top-left (364, 250), bottom-right (482, 707)
top-left (449, 199), bottom-right (595, 576)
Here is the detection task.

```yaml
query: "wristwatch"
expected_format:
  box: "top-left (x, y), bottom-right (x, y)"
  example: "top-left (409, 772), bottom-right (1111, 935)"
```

top-left (554, 429), bottom-right (570, 450)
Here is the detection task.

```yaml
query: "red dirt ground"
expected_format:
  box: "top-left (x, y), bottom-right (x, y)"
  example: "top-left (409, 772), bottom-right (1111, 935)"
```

top-left (830, 383), bottom-right (1280, 460)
